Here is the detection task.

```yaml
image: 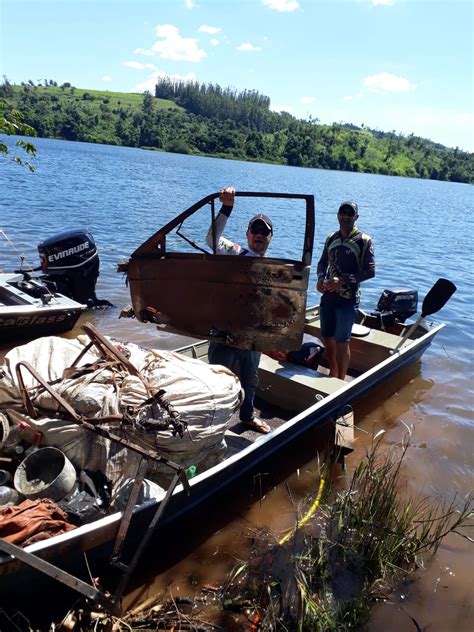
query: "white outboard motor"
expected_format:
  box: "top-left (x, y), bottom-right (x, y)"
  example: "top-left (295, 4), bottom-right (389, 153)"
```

top-left (38, 229), bottom-right (112, 307)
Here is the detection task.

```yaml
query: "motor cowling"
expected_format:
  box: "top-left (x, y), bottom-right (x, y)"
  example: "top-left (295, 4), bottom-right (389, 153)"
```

top-left (38, 229), bottom-right (111, 307)
top-left (373, 288), bottom-right (418, 324)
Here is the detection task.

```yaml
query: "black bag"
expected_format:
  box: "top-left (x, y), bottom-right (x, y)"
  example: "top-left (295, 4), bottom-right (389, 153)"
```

top-left (58, 469), bottom-right (112, 525)
top-left (287, 341), bottom-right (324, 369)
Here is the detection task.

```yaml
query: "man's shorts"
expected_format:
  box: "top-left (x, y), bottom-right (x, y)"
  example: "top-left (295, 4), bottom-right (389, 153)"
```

top-left (319, 299), bottom-right (357, 343)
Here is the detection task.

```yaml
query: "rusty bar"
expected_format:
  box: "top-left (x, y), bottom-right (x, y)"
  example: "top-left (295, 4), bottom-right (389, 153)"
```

top-left (112, 469), bottom-right (183, 604)
top-left (210, 197), bottom-right (217, 254)
top-left (110, 457), bottom-right (149, 564)
top-left (0, 539), bottom-right (122, 617)
top-left (15, 361), bottom-right (81, 421)
top-left (80, 322), bottom-right (141, 378)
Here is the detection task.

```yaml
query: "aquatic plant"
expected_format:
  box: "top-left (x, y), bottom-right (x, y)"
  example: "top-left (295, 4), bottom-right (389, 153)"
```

top-left (223, 437), bottom-right (473, 631)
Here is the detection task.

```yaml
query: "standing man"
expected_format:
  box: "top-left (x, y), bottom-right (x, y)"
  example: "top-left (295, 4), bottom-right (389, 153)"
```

top-left (205, 186), bottom-right (273, 434)
top-left (316, 201), bottom-right (375, 380)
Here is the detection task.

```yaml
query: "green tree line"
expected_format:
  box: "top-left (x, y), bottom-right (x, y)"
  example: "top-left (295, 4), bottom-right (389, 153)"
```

top-left (1, 77), bottom-right (472, 183)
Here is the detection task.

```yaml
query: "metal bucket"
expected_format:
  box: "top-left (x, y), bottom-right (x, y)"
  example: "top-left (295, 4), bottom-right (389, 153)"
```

top-left (14, 447), bottom-right (76, 502)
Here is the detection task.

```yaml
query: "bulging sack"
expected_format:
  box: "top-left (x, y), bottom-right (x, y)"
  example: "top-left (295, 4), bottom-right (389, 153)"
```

top-left (0, 334), bottom-right (243, 489)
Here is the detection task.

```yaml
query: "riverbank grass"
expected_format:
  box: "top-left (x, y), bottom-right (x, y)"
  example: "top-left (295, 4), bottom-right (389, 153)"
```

top-left (222, 439), bottom-right (473, 631)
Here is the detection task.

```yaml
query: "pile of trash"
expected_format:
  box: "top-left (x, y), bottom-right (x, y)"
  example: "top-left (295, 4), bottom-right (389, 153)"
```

top-left (0, 331), bottom-right (242, 539)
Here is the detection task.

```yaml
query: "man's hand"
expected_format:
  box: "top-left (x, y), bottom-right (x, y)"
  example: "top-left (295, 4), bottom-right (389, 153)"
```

top-left (322, 276), bottom-right (344, 292)
top-left (219, 186), bottom-right (235, 206)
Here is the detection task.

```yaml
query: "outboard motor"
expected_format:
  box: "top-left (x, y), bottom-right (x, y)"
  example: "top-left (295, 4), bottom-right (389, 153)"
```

top-left (371, 288), bottom-right (418, 327)
top-left (38, 229), bottom-right (112, 307)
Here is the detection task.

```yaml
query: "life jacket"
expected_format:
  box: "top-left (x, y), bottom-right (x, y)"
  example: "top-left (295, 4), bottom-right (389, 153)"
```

top-left (325, 227), bottom-right (371, 301)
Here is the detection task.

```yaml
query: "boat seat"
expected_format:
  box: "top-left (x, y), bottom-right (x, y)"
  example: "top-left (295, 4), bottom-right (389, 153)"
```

top-left (304, 319), bottom-right (404, 373)
top-left (257, 353), bottom-right (346, 411)
top-left (351, 323), bottom-right (371, 337)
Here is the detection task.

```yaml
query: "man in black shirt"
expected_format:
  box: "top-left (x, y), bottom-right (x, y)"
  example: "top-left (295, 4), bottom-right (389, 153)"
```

top-left (316, 201), bottom-right (375, 380)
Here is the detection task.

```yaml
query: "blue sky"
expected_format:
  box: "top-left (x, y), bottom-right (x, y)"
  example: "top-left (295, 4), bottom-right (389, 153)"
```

top-left (1, 0), bottom-right (472, 151)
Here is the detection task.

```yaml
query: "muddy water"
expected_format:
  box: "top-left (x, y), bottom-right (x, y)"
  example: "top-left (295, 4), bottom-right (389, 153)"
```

top-left (1, 138), bottom-right (473, 629)
top-left (119, 360), bottom-right (473, 631)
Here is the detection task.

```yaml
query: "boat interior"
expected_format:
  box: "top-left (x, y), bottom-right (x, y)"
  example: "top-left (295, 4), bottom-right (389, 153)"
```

top-left (0, 273), bottom-right (50, 308)
top-left (176, 304), bottom-right (429, 456)
top-left (0, 273), bottom-right (80, 311)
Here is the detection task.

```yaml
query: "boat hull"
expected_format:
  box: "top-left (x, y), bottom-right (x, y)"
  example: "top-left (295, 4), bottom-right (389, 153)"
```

top-left (0, 307), bottom-right (84, 344)
top-left (0, 272), bottom-right (86, 344)
top-left (0, 319), bottom-right (442, 590)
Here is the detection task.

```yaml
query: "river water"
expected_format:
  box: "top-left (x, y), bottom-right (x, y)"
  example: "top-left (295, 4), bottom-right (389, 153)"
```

top-left (1, 138), bottom-right (473, 630)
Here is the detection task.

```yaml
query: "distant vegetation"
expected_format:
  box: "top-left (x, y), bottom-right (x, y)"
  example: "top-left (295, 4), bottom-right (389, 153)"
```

top-left (1, 77), bottom-right (472, 183)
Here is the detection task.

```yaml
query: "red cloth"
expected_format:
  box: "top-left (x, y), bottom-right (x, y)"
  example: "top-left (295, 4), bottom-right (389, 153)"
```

top-left (264, 351), bottom-right (288, 362)
top-left (0, 498), bottom-right (75, 546)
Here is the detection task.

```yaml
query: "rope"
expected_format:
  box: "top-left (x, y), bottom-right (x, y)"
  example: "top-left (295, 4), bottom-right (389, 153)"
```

top-left (0, 229), bottom-right (36, 272)
top-left (278, 475), bottom-right (326, 545)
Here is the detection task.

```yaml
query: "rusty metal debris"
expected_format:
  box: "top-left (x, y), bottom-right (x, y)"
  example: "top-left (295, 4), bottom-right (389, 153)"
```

top-left (119, 191), bottom-right (315, 352)
top-left (7, 322), bottom-right (192, 614)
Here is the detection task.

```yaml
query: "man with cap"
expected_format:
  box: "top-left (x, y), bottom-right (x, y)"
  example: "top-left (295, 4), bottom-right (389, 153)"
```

top-left (316, 201), bottom-right (375, 380)
top-left (206, 187), bottom-right (273, 257)
top-left (205, 186), bottom-right (273, 433)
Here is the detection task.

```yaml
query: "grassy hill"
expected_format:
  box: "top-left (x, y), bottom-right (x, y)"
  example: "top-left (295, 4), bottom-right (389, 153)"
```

top-left (10, 84), bottom-right (180, 111)
top-left (1, 79), bottom-right (472, 184)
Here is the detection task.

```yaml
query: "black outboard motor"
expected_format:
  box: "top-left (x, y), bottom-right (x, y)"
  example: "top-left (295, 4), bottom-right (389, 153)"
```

top-left (38, 229), bottom-right (112, 307)
top-left (371, 289), bottom-right (418, 327)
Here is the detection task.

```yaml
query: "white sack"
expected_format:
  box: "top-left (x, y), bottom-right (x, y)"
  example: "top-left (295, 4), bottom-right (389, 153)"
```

top-left (1, 334), bottom-right (242, 487)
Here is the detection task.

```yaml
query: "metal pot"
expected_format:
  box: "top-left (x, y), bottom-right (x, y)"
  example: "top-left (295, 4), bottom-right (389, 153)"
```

top-left (14, 447), bottom-right (76, 502)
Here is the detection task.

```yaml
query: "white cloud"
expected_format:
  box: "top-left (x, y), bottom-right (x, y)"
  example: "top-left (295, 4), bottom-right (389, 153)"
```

top-left (364, 72), bottom-right (415, 93)
top-left (210, 38), bottom-right (219, 46)
top-left (135, 70), bottom-right (197, 94)
top-left (300, 96), bottom-right (316, 104)
top-left (237, 42), bottom-right (262, 52)
top-left (134, 47), bottom-right (154, 57)
top-left (343, 95), bottom-right (354, 101)
top-left (372, 0), bottom-right (394, 6)
top-left (101, 75), bottom-right (112, 82)
top-left (152, 24), bottom-right (207, 62)
top-left (198, 25), bottom-right (221, 34)
top-left (123, 61), bottom-right (157, 70)
top-left (263, 0), bottom-right (300, 12)
top-left (184, 0), bottom-right (196, 8)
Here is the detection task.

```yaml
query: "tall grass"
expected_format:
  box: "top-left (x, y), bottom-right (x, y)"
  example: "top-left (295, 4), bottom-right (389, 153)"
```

top-left (224, 439), bottom-right (473, 631)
